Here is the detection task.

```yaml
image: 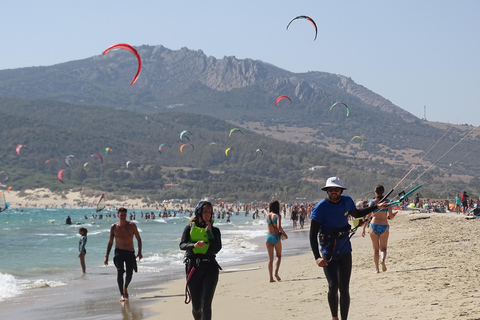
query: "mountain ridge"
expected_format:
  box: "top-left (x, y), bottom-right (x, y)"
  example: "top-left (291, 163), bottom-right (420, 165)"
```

top-left (0, 45), bottom-right (416, 122)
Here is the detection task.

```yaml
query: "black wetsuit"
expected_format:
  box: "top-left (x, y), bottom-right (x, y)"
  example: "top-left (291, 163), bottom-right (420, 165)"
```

top-left (180, 223), bottom-right (222, 320)
top-left (113, 248), bottom-right (137, 296)
top-left (310, 199), bottom-right (380, 320)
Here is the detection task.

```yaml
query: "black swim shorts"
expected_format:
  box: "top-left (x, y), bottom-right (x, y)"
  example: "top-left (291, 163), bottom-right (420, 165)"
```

top-left (113, 248), bottom-right (138, 273)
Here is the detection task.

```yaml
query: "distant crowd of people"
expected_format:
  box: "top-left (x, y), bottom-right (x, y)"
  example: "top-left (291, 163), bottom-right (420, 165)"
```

top-left (388, 191), bottom-right (480, 215)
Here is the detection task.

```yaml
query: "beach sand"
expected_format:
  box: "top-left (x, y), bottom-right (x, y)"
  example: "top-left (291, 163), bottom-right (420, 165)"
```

top-left (4, 188), bottom-right (174, 209)
top-left (139, 211), bottom-right (480, 320)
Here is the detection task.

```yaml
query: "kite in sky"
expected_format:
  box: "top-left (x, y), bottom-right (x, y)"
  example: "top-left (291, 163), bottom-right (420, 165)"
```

top-left (229, 128), bottom-right (244, 138)
top-left (276, 95), bottom-right (292, 107)
top-left (180, 130), bottom-right (193, 142)
top-left (351, 135), bottom-right (364, 147)
top-left (180, 144), bottom-right (193, 153)
top-left (65, 155), bottom-right (74, 167)
top-left (103, 43), bottom-right (142, 85)
top-left (158, 143), bottom-right (171, 153)
top-left (286, 16), bottom-right (318, 40)
top-left (330, 102), bottom-right (350, 116)
top-left (57, 169), bottom-right (66, 183)
top-left (91, 154), bottom-right (104, 166)
top-left (16, 144), bottom-right (27, 156)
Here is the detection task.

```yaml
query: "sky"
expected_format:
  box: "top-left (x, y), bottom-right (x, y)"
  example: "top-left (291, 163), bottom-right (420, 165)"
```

top-left (1, 0), bottom-right (479, 125)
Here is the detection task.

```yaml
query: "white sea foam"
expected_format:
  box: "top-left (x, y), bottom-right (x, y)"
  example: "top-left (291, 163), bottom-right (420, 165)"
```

top-left (37, 233), bottom-right (69, 237)
top-left (142, 251), bottom-right (184, 267)
top-left (20, 279), bottom-right (67, 290)
top-left (0, 273), bottom-right (21, 301)
top-left (84, 229), bottom-right (106, 236)
top-left (222, 227), bottom-right (265, 239)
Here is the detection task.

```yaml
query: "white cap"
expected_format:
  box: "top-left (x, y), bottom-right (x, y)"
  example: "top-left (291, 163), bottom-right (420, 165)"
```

top-left (321, 177), bottom-right (346, 191)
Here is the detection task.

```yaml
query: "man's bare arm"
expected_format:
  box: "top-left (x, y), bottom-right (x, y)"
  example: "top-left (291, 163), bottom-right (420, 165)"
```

top-left (104, 225), bottom-right (115, 265)
top-left (133, 225), bottom-right (143, 260)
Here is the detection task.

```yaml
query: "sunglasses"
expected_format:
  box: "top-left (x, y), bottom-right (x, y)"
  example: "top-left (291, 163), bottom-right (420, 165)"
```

top-left (327, 188), bottom-right (342, 193)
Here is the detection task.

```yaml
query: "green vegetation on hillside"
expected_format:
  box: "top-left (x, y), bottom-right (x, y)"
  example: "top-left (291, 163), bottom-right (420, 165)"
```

top-left (0, 97), bottom-right (418, 202)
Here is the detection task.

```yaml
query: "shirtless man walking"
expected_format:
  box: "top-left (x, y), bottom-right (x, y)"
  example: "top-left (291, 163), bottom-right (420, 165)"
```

top-left (104, 207), bottom-right (143, 302)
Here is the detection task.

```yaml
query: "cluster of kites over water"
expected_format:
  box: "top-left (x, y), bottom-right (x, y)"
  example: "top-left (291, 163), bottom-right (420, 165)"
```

top-left (4, 15), bottom-right (369, 190)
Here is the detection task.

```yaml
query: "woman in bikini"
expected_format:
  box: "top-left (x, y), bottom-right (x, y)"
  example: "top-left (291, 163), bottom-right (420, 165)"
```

top-left (266, 200), bottom-right (288, 282)
top-left (362, 185), bottom-right (397, 273)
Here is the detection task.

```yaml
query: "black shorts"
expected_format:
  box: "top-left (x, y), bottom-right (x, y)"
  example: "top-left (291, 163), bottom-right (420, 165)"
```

top-left (113, 248), bottom-right (137, 273)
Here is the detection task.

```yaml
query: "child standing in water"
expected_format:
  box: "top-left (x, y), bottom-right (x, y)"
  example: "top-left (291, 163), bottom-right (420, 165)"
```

top-left (78, 227), bottom-right (88, 273)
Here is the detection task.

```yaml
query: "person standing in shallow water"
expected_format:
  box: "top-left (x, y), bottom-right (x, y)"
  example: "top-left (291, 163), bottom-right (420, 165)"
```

top-left (78, 227), bottom-right (88, 273)
top-left (180, 201), bottom-right (222, 320)
top-left (309, 177), bottom-right (388, 320)
top-left (104, 207), bottom-right (143, 302)
top-left (265, 200), bottom-right (288, 282)
top-left (291, 205), bottom-right (298, 230)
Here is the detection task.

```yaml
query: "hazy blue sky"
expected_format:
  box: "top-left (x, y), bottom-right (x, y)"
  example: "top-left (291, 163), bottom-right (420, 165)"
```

top-left (1, 1), bottom-right (479, 125)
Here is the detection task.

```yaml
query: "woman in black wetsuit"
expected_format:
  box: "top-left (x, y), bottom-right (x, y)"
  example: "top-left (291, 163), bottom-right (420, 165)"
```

top-left (180, 201), bottom-right (222, 320)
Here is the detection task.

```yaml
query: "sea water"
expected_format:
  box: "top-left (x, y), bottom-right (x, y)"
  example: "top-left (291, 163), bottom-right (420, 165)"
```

top-left (0, 207), bottom-right (308, 303)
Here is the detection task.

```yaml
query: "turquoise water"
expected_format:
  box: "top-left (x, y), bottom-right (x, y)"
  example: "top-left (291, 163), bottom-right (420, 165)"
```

top-left (0, 207), bottom-right (307, 303)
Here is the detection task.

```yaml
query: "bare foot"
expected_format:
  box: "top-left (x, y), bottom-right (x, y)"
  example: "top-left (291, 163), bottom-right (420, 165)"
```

top-left (381, 261), bottom-right (387, 272)
top-left (119, 295), bottom-right (125, 302)
top-left (124, 287), bottom-right (129, 299)
top-left (275, 274), bottom-right (281, 281)
top-left (270, 279), bottom-right (276, 283)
